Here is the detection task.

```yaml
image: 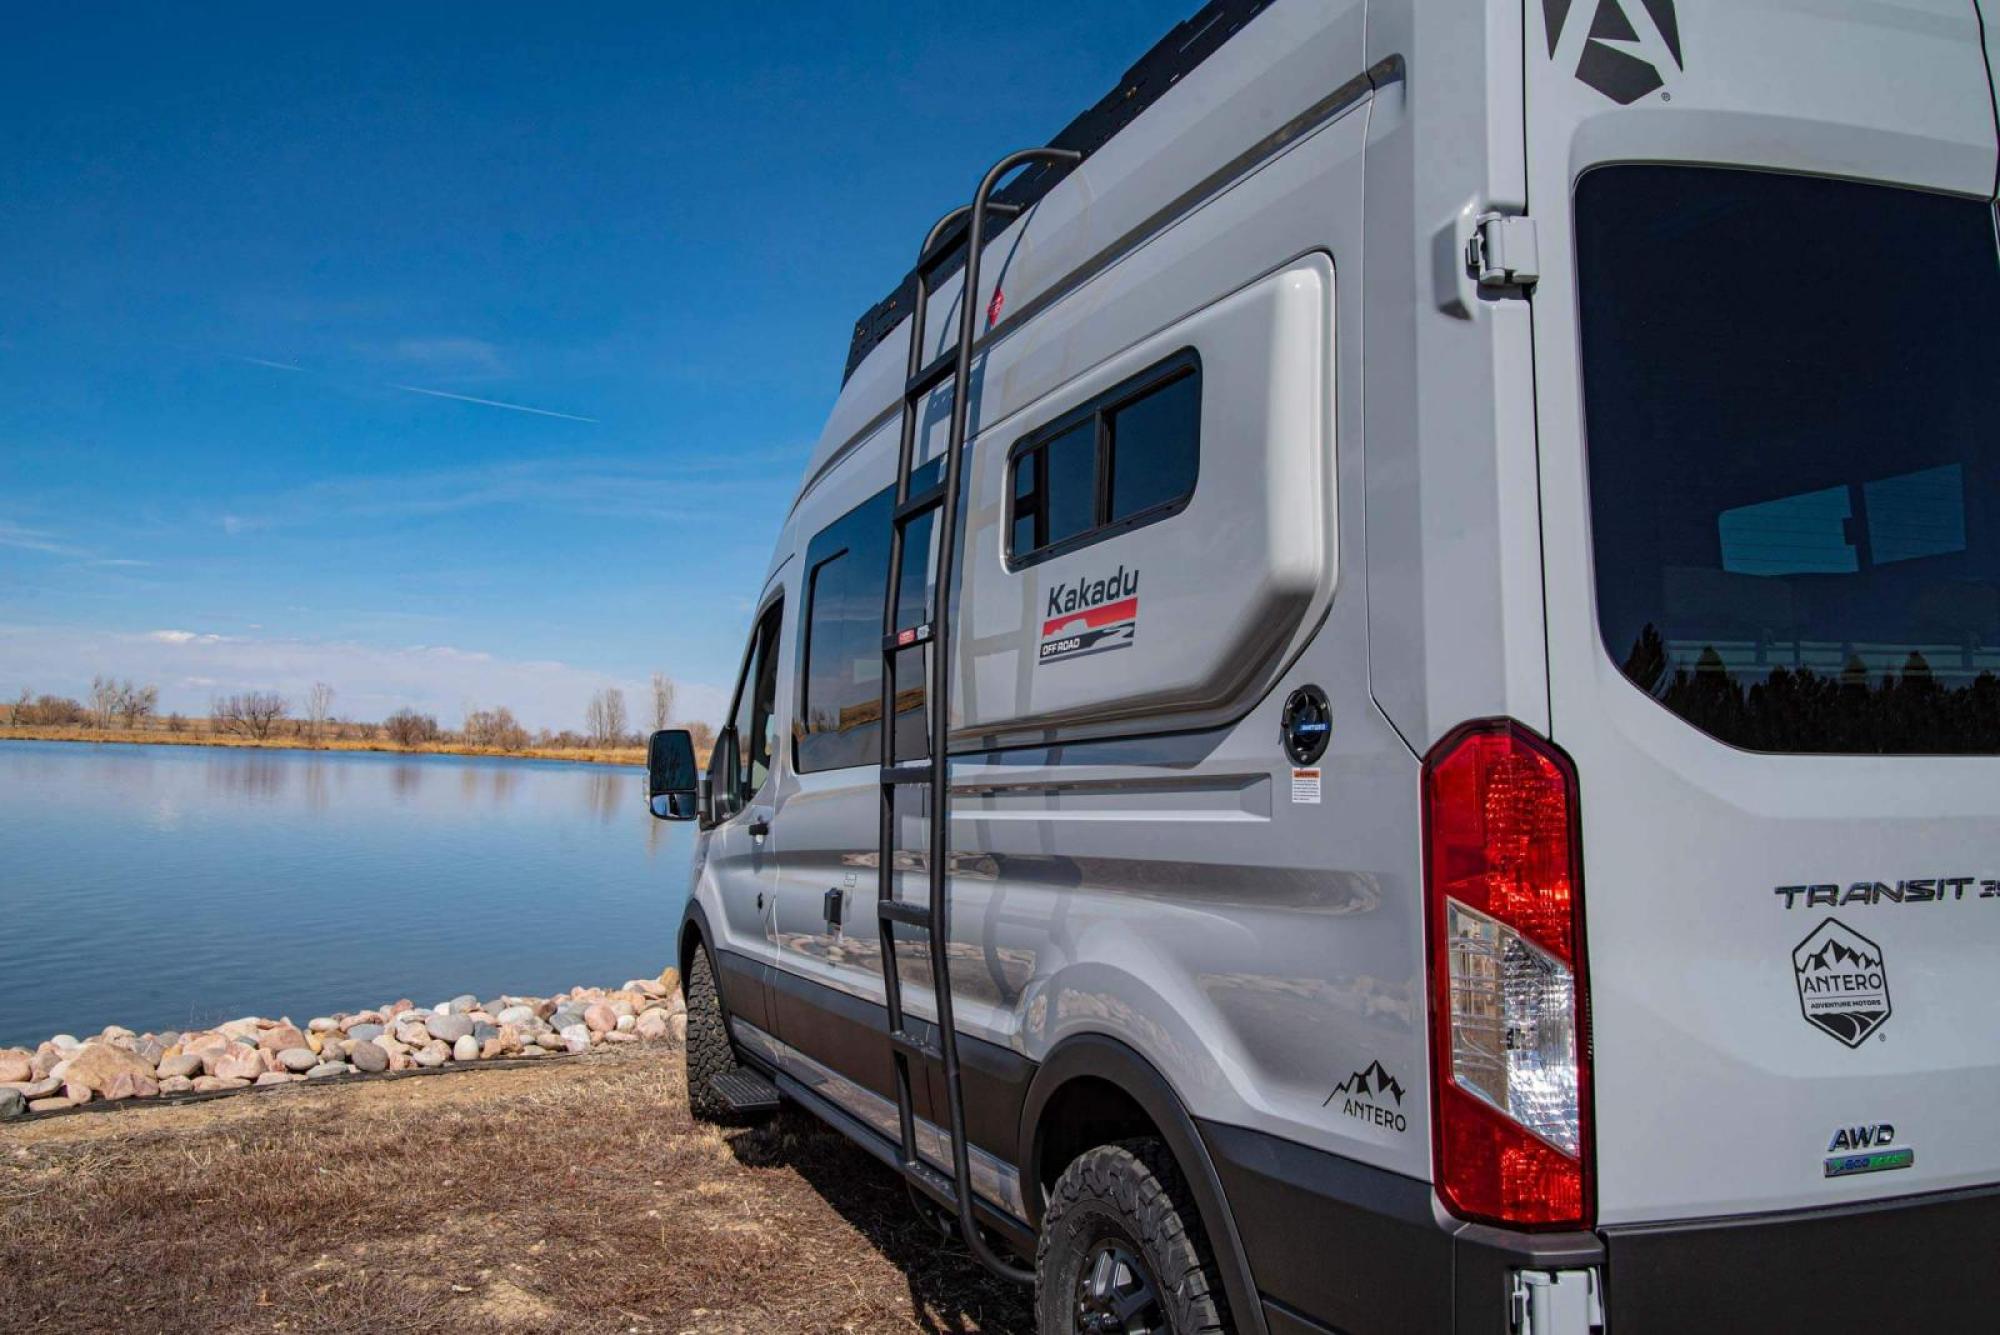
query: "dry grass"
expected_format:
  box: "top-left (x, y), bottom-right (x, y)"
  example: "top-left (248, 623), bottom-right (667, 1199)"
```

top-left (0, 1045), bottom-right (1031, 1334)
top-left (0, 725), bottom-right (647, 768)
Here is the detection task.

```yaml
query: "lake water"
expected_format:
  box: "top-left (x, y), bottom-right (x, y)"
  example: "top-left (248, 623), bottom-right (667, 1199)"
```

top-left (0, 741), bottom-right (695, 1048)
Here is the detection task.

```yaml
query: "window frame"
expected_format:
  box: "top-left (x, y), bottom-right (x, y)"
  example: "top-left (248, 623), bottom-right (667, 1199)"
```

top-left (720, 594), bottom-right (785, 811)
top-left (1005, 347), bottom-right (1202, 571)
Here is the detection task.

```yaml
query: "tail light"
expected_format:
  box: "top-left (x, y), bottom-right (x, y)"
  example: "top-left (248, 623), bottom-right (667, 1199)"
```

top-left (1423, 719), bottom-right (1592, 1230)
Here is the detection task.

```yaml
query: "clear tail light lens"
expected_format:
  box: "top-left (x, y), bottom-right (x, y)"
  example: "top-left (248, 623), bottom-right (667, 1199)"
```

top-left (1424, 720), bottom-right (1593, 1229)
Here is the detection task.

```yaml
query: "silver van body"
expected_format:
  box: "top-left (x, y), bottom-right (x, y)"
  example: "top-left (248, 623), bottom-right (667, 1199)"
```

top-left (675, 3), bottom-right (2000, 1329)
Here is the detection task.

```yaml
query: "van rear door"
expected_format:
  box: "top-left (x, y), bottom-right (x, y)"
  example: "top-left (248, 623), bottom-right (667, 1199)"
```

top-left (1525, 0), bottom-right (2000, 1225)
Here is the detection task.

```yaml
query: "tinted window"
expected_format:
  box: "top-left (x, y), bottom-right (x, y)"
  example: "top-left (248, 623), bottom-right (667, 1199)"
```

top-left (796, 464), bottom-right (938, 773)
top-left (1008, 351), bottom-right (1200, 565)
top-left (1578, 166), bottom-right (2000, 753)
top-left (1109, 369), bottom-right (1199, 521)
top-left (727, 599), bottom-right (784, 801)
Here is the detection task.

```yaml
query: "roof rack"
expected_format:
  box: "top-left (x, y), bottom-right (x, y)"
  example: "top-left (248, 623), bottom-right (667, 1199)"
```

top-left (840, 0), bottom-right (1275, 384)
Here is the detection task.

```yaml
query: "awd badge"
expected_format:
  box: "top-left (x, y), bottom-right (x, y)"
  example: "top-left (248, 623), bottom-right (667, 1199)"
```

top-left (1824, 1123), bottom-right (1914, 1179)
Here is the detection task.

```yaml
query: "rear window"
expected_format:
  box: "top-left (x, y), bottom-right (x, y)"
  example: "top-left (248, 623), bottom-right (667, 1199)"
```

top-left (1577, 166), bottom-right (2000, 753)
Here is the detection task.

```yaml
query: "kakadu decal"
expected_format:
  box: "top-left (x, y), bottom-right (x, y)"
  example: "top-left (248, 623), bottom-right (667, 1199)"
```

top-left (1545, 0), bottom-right (1683, 105)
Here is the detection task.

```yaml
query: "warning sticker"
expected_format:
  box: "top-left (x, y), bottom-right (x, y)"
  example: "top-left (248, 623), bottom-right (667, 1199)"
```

top-left (1291, 768), bottom-right (1322, 805)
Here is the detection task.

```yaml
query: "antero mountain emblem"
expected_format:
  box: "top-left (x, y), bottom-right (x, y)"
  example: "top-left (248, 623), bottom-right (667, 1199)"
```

top-left (1791, 919), bottom-right (1893, 1049)
top-left (1544, 0), bottom-right (1683, 105)
top-left (1325, 1059), bottom-right (1408, 1134)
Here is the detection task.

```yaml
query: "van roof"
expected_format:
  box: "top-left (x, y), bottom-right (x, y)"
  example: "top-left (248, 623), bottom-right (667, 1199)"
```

top-left (838, 0), bottom-right (1274, 384)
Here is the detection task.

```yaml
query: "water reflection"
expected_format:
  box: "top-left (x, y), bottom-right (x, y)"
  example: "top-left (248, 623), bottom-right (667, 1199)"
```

top-left (0, 743), bottom-right (692, 1047)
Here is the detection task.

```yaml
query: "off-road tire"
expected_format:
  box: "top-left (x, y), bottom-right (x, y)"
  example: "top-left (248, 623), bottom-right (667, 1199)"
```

top-left (1035, 1138), bottom-right (1230, 1335)
top-left (682, 947), bottom-right (737, 1124)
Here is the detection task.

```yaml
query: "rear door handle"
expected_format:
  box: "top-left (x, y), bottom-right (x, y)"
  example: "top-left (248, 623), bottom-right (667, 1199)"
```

top-left (747, 815), bottom-right (771, 840)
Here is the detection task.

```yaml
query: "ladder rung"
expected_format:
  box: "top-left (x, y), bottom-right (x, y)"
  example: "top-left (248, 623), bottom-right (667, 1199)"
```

top-left (982, 200), bottom-right (1023, 220)
top-left (889, 1028), bottom-right (942, 1063)
top-left (894, 482), bottom-right (946, 524)
top-left (878, 899), bottom-right (933, 929)
top-left (882, 763), bottom-right (934, 786)
top-left (906, 351), bottom-right (957, 400)
top-left (882, 622), bottom-right (933, 652)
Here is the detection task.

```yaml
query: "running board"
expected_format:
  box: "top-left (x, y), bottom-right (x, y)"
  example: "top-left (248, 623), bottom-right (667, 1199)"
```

top-left (709, 1067), bottom-right (781, 1114)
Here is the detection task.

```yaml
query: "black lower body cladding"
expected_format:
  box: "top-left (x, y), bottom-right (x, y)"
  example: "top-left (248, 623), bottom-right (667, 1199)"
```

top-left (1202, 1116), bottom-right (2000, 1334)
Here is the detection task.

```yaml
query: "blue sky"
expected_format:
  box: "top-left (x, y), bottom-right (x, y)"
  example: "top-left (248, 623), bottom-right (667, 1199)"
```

top-left (0, 3), bottom-right (1172, 731)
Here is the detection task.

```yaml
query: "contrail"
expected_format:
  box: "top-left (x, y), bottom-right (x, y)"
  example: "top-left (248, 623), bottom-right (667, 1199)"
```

top-left (227, 354), bottom-right (306, 372)
top-left (392, 384), bottom-right (598, 424)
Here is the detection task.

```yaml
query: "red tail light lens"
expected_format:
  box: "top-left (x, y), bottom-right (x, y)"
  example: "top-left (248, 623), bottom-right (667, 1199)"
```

top-left (1423, 719), bottom-right (1592, 1230)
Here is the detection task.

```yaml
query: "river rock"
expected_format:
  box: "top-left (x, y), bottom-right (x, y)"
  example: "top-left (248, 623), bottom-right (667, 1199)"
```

top-left (254, 1071), bottom-right (301, 1086)
top-left (191, 1075), bottom-right (249, 1092)
top-left (427, 1013), bottom-right (473, 1043)
top-left (49, 1034), bottom-right (81, 1054)
top-left (559, 1023), bottom-right (592, 1054)
top-left (440, 994), bottom-right (479, 1015)
top-left (28, 1097), bottom-right (74, 1112)
top-left (535, 1031), bottom-right (565, 1050)
top-left (135, 1036), bottom-right (167, 1066)
top-left (5, 1076), bottom-right (62, 1099)
top-left (394, 1018), bottom-right (432, 1047)
top-left (495, 1005), bottom-right (537, 1027)
top-left (451, 1034), bottom-right (479, 1062)
top-left (211, 1048), bottom-right (264, 1082)
top-left (668, 991), bottom-right (687, 1017)
top-left (0, 1088), bottom-right (24, 1120)
top-left (348, 1040), bottom-right (389, 1073)
top-left (615, 1014), bottom-right (636, 1033)
top-left (306, 1062), bottom-right (350, 1079)
top-left (307, 1016), bottom-right (340, 1033)
top-left (583, 1004), bottom-right (617, 1034)
top-left (411, 1041), bottom-right (449, 1069)
top-left (346, 1023), bottom-right (384, 1042)
top-left (277, 1048), bottom-right (318, 1073)
top-left (154, 1052), bottom-right (200, 1081)
top-left (670, 1013), bottom-right (688, 1043)
top-left (635, 1010), bottom-right (670, 1041)
top-left (602, 1031), bottom-right (638, 1043)
top-left (31, 1043), bottom-right (62, 1078)
top-left (158, 1075), bottom-right (195, 1094)
top-left (60, 1041), bottom-right (156, 1096)
top-left (256, 1024), bottom-right (307, 1055)
top-left (471, 1021), bottom-right (498, 1043)
top-left (103, 1071), bottom-right (159, 1101)
top-left (0, 1049), bottom-right (32, 1083)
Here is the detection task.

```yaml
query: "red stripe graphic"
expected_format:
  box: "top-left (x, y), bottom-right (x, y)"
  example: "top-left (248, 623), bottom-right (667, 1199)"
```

top-left (1042, 596), bottom-right (1138, 638)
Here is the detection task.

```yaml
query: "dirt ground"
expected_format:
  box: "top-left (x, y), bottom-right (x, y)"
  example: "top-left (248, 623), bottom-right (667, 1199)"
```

top-left (0, 1044), bottom-right (1033, 1333)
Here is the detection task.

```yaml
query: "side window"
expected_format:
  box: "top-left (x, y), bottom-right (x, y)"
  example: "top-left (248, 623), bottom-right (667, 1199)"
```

top-left (1008, 350), bottom-right (1200, 567)
top-left (796, 462), bottom-right (940, 773)
top-left (727, 599), bottom-right (784, 803)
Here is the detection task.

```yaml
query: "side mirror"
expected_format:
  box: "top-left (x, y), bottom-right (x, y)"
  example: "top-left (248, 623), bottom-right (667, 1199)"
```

top-left (644, 729), bottom-right (700, 822)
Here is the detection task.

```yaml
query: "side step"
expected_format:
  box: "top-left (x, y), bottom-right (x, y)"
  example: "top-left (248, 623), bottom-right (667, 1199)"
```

top-left (709, 1067), bottom-right (782, 1115)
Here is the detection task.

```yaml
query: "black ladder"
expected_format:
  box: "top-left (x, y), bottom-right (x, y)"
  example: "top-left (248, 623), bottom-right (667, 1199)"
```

top-left (875, 147), bottom-right (1080, 1284)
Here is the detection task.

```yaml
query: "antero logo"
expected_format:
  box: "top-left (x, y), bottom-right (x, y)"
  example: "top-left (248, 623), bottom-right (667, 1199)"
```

top-left (1544, 0), bottom-right (1683, 105)
top-left (1324, 1059), bottom-right (1408, 1134)
top-left (1791, 919), bottom-right (1892, 1049)
top-left (1038, 564), bottom-right (1139, 666)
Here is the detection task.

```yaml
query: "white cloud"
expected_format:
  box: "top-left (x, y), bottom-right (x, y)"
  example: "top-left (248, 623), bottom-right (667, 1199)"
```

top-left (0, 624), bottom-right (728, 734)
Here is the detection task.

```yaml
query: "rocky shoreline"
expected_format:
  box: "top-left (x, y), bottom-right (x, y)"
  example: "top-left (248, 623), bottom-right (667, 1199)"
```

top-left (0, 969), bottom-right (686, 1120)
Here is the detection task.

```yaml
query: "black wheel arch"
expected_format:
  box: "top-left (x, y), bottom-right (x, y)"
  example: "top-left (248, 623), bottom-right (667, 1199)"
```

top-left (677, 898), bottom-right (712, 990)
top-left (1017, 1033), bottom-right (1270, 1335)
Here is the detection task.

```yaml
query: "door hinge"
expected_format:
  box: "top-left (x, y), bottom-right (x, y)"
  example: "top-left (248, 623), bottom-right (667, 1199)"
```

top-left (1467, 212), bottom-right (1540, 290)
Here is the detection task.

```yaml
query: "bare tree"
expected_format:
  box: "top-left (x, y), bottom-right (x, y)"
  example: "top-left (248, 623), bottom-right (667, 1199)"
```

top-left (165, 712), bottom-right (187, 734)
top-left (89, 676), bottom-right (120, 728)
top-left (384, 708), bottom-right (440, 747)
top-left (463, 705), bottom-right (528, 752)
top-left (213, 691), bottom-right (289, 740)
top-left (650, 673), bottom-right (675, 733)
top-left (687, 719), bottom-right (716, 756)
top-left (305, 682), bottom-right (335, 744)
top-left (585, 687), bottom-right (629, 746)
top-left (10, 687), bottom-right (28, 727)
top-left (118, 682), bottom-right (158, 729)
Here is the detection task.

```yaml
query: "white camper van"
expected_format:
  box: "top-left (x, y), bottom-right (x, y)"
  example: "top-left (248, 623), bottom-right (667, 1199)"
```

top-left (642, 1), bottom-right (2000, 1330)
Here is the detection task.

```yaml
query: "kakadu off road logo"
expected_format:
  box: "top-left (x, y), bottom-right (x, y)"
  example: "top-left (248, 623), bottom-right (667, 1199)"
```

top-left (1039, 565), bottom-right (1139, 666)
top-left (1792, 919), bottom-right (1892, 1049)
top-left (1325, 1060), bottom-right (1407, 1134)
top-left (1545, 0), bottom-right (1683, 105)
